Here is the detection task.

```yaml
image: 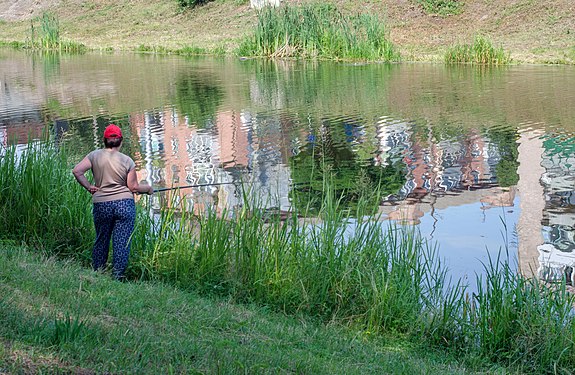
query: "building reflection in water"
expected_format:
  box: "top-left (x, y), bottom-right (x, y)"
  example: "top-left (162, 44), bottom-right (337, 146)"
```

top-left (130, 106), bottom-right (292, 217)
top-left (537, 133), bottom-right (575, 282)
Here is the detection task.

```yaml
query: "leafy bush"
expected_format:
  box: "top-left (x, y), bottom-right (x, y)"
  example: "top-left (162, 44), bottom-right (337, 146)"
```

top-left (416, 0), bottom-right (462, 16)
top-left (178, 0), bottom-right (214, 8)
top-left (445, 36), bottom-right (511, 64)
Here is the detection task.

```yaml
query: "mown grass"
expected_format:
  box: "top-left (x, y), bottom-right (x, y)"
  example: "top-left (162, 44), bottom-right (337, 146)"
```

top-left (2, 140), bottom-right (575, 373)
top-left (0, 245), bottom-right (473, 374)
top-left (238, 3), bottom-right (400, 62)
top-left (445, 36), bottom-right (511, 65)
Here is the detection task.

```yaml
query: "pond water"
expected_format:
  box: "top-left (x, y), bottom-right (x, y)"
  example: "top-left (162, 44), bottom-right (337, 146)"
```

top-left (2, 49), bottom-right (575, 287)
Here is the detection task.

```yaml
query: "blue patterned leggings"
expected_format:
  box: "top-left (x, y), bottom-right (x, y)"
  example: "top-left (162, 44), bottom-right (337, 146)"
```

top-left (92, 198), bottom-right (135, 280)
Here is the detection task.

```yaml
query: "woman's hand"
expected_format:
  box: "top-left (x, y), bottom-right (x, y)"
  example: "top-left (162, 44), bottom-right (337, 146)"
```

top-left (88, 185), bottom-right (100, 194)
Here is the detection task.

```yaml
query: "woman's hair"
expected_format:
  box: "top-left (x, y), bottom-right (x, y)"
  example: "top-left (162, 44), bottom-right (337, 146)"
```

top-left (104, 137), bottom-right (123, 148)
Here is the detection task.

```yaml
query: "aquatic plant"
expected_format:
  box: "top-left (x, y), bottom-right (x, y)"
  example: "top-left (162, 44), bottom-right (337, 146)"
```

top-left (28, 12), bottom-right (86, 53)
top-left (238, 3), bottom-right (400, 62)
top-left (0, 140), bottom-right (93, 257)
top-left (444, 36), bottom-right (511, 65)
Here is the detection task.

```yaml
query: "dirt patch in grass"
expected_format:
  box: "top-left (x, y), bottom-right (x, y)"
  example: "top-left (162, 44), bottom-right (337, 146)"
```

top-left (0, 0), bottom-right (573, 63)
top-left (1, 339), bottom-right (95, 374)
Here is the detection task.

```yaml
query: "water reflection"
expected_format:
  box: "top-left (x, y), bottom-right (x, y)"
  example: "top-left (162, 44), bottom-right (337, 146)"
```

top-left (537, 134), bottom-right (575, 282)
top-left (1, 50), bottom-right (575, 286)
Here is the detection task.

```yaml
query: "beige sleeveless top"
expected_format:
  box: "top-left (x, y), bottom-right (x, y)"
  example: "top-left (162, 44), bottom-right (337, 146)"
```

top-left (87, 149), bottom-right (136, 203)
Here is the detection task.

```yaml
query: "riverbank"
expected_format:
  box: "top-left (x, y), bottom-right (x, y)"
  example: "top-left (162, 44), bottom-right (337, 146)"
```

top-left (0, 245), bottom-right (478, 374)
top-left (0, 0), bottom-right (574, 64)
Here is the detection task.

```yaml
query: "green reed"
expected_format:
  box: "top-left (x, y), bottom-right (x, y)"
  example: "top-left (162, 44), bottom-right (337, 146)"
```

top-left (3, 140), bottom-right (575, 372)
top-left (28, 12), bottom-right (86, 53)
top-left (238, 3), bottom-right (400, 62)
top-left (445, 36), bottom-right (511, 64)
top-left (0, 141), bottom-right (93, 257)
top-left (128, 179), bottom-right (445, 333)
top-left (466, 256), bottom-right (575, 372)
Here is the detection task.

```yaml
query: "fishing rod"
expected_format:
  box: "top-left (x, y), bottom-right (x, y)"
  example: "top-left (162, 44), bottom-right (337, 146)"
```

top-left (152, 181), bottom-right (236, 193)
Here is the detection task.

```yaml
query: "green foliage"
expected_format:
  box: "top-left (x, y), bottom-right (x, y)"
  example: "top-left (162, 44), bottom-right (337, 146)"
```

top-left (28, 12), bottom-right (86, 53)
top-left (178, 0), bottom-right (214, 9)
top-left (445, 36), bottom-right (511, 65)
top-left (0, 40), bottom-right (26, 49)
top-left (238, 3), bottom-right (400, 62)
top-left (467, 256), bottom-right (575, 372)
top-left (0, 141), bottom-right (94, 257)
top-left (0, 246), bottom-right (471, 374)
top-left (416, 0), bottom-right (462, 16)
top-left (136, 44), bottom-right (208, 55)
top-left (38, 12), bottom-right (60, 49)
top-left (177, 45), bottom-right (207, 55)
top-left (52, 314), bottom-right (85, 345)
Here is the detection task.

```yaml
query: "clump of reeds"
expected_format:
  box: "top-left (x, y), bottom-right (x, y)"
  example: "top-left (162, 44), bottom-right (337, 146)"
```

top-left (238, 3), bottom-right (400, 62)
top-left (0, 140), bottom-right (93, 257)
top-left (466, 255), bottom-right (575, 372)
top-left (444, 36), bottom-right (511, 64)
top-left (28, 12), bottom-right (86, 53)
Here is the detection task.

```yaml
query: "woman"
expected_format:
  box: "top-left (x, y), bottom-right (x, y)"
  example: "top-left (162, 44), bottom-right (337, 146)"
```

top-left (73, 124), bottom-right (153, 280)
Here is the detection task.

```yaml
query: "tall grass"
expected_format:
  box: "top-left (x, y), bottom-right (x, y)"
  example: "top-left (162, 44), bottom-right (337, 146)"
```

top-left (2, 140), bottom-right (575, 372)
top-left (445, 36), bottom-right (511, 65)
top-left (129, 185), bottom-right (443, 331)
top-left (0, 141), bottom-right (93, 257)
top-left (238, 3), bottom-right (400, 62)
top-left (28, 12), bottom-right (86, 53)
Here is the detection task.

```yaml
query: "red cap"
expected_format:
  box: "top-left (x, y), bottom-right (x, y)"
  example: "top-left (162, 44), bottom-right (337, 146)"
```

top-left (103, 124), bottom-right (122, 138)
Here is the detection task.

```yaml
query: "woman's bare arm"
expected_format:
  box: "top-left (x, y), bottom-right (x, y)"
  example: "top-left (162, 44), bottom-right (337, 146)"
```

top-left (72, 157), bottom-right (99, 194)
top-left (127, 169), bottom-right (154, 194)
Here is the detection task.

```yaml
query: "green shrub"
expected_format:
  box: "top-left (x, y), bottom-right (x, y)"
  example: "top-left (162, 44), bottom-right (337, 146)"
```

top-left (178, 0), bottom-right (214, 8)
top-left (445, 36), bottom-right (511, 64)
top-left (416, 0), bottom-right (462, 16)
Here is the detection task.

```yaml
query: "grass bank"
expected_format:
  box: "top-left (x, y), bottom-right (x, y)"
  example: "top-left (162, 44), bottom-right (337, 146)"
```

top-left (0, 245), bottom-right (473, 374)
top-left (0, 0), bottom-right (573, 63)
top-left (3, 140), bottom-right (575, 373)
